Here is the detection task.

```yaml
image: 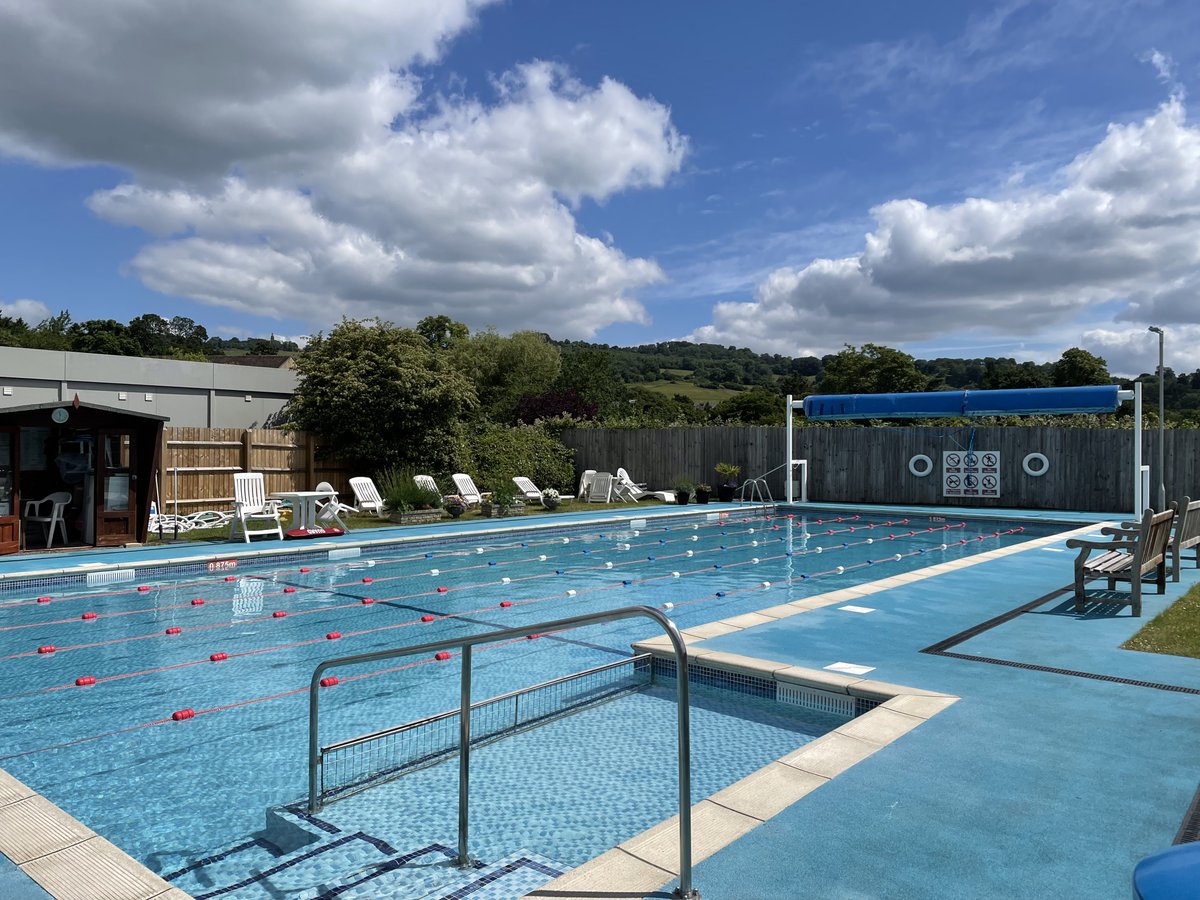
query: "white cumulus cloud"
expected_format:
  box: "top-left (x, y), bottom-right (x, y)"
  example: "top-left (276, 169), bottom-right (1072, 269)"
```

top-left (0, 298), bottom-right (52, 324)
top-left (0, 2), bottom-right (686, 337)
top-left (689, 97), bottom-right (1200, 364)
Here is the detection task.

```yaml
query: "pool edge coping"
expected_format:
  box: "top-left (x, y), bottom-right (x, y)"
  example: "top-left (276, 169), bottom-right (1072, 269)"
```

top-left (0, 768), bottom-right (186, 900)
top-left (525, 520), bottom-right (1105, 898)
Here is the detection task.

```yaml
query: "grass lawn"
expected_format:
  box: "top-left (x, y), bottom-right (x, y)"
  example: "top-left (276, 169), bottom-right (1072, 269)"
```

top-left (1122, 582), bottom-right (1200, 659)
top-left (146, 498), bottom-right (675, 544)
top-left (641, 379), bottom-right (739, 405)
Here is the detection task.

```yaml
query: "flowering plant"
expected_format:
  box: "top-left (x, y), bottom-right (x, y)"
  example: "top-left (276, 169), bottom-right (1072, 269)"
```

top-left (443, 495), bottom-right (468, 516)
top-left (541, 488), bottom-right (561, 509)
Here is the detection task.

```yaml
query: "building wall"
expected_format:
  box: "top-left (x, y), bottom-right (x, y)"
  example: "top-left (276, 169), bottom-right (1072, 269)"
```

top-left (0, 347), bottom-right (298, 427)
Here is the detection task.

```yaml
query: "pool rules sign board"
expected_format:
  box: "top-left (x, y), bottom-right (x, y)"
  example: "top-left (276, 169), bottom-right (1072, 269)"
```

top-left (943, 451), bottom-right (1000, 498)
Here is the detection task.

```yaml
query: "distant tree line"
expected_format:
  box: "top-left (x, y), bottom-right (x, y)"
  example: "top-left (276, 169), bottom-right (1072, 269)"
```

top-left (0, 310), bottom-right (299, 360)
top-left (3, 307), bottom-right (1198, 430)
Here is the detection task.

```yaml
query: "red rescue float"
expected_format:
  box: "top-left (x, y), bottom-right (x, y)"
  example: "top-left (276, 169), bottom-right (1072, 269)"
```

top-left (326, 631), bottom-right (341, 640)
top-left (75, 676), bottom-right (96, 686)
top-left (165, 626), bottom-right (182, 635)
top-left (37, 645), bottom-right (55, 654)
top-left (420, 615), bottom-right (435, 623)
top-left (210, 652), bottom-right (228, 662)
top-left (434, 651), bottom-right (452, 661)
top-left (319, 676), bottom-right (339, 687)
top-left (272, 610), bottom-right (287, 618)
top-left (81, 612), bottom-right (97, 620)
top-left (172, 708), bottom-right (195, 721)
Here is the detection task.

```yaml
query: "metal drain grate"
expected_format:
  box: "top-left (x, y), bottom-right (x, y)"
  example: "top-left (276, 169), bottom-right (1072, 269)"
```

top-left (1175, 784), bottom-right (1200, 844)
top-left (929, 650), bottom-right (1200, 695)
top-left (85, 569), bottom-right (136, 586)
top-left (777, 683), bottom-right (856, 717)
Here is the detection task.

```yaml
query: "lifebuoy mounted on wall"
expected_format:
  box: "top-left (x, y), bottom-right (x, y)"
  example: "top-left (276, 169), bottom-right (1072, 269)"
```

top-left (908, 454), bottom-right (934, 477)
top-left (1023, 452), bottom-right (1049, 477)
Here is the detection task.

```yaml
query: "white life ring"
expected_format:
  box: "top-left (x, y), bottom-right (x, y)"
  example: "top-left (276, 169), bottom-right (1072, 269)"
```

top-left (908, 454), bottom-right (934, 477)
top-left (1023, 452), bottom-right (1049, 477)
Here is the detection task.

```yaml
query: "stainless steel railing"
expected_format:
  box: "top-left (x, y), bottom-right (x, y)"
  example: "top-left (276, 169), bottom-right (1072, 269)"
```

top-left (308, 605), bottom-right (701, 899)
top-left (317, 653), bottom-right (652, 804)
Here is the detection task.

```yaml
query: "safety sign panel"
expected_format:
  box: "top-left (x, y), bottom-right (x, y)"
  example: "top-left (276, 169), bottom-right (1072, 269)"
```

top-left (943, 450), bottom-right (1000, 498)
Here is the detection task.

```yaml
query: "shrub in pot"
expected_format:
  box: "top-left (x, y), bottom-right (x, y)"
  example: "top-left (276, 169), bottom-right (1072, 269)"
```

top-left (714, 463), bottom-right (741, 502)
top-left (674, 476), bottom-right (693, 506)
top-left (694, 483), bottom-right (712, 504)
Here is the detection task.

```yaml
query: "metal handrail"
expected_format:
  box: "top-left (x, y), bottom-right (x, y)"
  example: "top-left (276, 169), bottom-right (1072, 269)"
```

top-left (323, 653), bottom-right (650, 755)
top-left (738, 477), bottom-right (773, 508)
top-left (308, 605), bottom-right (701, 899)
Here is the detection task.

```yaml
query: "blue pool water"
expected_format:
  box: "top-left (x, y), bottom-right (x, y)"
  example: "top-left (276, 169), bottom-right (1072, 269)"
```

top-left (0, 508), bottom-right (1068, 897)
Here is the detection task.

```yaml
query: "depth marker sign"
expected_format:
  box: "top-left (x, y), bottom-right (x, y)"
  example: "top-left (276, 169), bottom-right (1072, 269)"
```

top-left (943, 450), bottom-right (1000, 498)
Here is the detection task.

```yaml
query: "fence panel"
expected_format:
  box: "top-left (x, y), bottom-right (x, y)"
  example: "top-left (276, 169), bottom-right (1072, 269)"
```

top-left (560, 426), bottom-right (1200, 513)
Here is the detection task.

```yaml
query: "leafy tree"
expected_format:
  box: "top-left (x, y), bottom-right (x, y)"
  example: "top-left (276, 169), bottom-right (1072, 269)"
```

top-left (820, 344), bottom-right (929, 394)
top-left (449, 329), bottom-right (561, 422)
top-left (128, 313), bottom-right (173, 356)
top-left (515, 388), bottom-right (598, 424)
top-left (981, 358), bottom-right (1051, 390)
top-left (554, 347), bottom-right (627, 417)
top-left (0, 312), bottom-right (30, 347)
top-left (710, 388), bottom-right (785, 425)
top-left (287, 318), bottom-right (477, 473)
top-left (168, 316), bottom-right (209, 353)
top-left (416, 315), bottom-right (470, 350)
top-left (468, 425), bottom-right (575, 493)
top-left (68, 319), bottom-right (142, 356)
top-left (1052, 347), bottom-right (1111, 387)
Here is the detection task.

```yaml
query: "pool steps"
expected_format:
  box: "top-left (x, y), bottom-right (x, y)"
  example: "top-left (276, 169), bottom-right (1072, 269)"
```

top-left (163, 802), bottom-right (567, 899)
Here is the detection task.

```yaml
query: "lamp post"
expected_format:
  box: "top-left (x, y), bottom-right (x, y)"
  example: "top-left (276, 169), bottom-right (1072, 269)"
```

top-left (1148, 326), bottom-right (1165, 510)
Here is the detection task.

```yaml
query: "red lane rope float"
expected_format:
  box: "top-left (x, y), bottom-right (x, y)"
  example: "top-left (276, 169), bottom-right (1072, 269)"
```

top-left (74, 676), bottom-right (95, 686)
top-left (420, 615), bottom-right (435, 622)
top-left (37, 597), bottom-right (51, 604)
top-left (210, 652), bottom-right (228, 662)
top-left (191, 599), bottom-right (205, 606)
top-left (37, 645), bottom-right (55, 654)
top-left (434, 651), bottom-right (452, 661)
top-left (165, 627), bottom-right (182, 635)
top-left (81, 612), bottom-right (97, 620)
top-left (326, 632), bottom-right (341, 640)
top-left (171, 708), bottom-right (195, 721)
top-left (272, 610), bottom-right (288, 618)
top-left (319, 676), bottom-right (339, 687)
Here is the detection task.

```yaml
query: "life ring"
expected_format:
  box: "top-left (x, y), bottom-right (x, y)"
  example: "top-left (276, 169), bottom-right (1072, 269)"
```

top-left (908, 454), bottom-right (934, 477)
top-left (1023, 452), bottom-right (1049, 477)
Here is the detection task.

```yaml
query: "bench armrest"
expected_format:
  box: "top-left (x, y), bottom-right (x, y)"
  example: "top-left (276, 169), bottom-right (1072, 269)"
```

top-left (1065, 538), bottom-right (1137, 552)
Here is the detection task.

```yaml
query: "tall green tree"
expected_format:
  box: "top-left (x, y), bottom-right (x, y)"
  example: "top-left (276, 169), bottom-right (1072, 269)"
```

top-left (981, 358), bottom-right (1052, 390)
top-left (287, 318), bottom-right (477, 473)
top-left (554, 347), bottom-right (627, 417)
top-left (1052, 347), bottom-right (1111, 387)
top-left (820, 344), bottom-right (929, 394)
top-left (449, 329), bottom-right (561, 422)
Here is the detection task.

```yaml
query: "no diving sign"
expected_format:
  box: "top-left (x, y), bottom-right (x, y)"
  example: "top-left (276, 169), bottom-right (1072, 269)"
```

top-left (943, 450), bottom-right (1000, 498)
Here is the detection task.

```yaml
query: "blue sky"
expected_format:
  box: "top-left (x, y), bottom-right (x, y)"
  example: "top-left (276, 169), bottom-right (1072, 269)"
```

top-left (1, 0), bottom-right (1199, 375)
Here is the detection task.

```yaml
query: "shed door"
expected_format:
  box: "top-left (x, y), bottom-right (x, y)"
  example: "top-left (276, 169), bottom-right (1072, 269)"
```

top-left (0, 429), bottom-right (16, 554)
top-left (94, 430), bottom-right (135, 547)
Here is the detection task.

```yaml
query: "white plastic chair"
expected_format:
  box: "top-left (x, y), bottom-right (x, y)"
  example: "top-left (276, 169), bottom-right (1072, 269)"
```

top-left (414, 475), bottom-right (444, 498)
top-left (314, 481), bottom-right (352, 530)
top-left (512, 476), bottom-right (544, 503)
top-left (349, 477), bottom-right (387, 517)
top-left (24, 491), bottom-right (71, 549)
top-left (451, 473), bottom-right (485, 507)
top-left (587, 472), bottom-right (613, 503)
top-left (229, 473), bottom-right (284, 543)
top-left (578, 470), bottom-right (597, 502)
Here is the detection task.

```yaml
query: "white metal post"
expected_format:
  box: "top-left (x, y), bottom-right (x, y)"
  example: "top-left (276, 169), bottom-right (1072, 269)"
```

top-left (1134, 382), bottom-right (1142, 519)
top-left (785, 394), bottom-right (794, 503)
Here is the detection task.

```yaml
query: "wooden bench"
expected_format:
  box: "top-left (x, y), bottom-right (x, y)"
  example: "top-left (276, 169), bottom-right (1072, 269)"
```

top-left (1066, 506), bottom-right (1176, 617)
top-left (1171, 496), bottom-right (1200, 582)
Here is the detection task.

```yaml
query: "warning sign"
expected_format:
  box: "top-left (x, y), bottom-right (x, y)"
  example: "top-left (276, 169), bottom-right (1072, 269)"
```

top-left (943, 450), bottom-right (1000, 498)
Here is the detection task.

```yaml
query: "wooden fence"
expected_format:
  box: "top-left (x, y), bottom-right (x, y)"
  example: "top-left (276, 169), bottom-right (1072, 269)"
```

top-left (559, 426), bottom-right (1200, 513)
top-left (157, 428), bottom-right (352, 512)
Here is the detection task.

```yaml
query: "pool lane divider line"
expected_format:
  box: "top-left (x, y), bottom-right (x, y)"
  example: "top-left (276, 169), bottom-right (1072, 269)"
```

top-left (0, 527), bottom-right (1017, 703)
top-left (0, 519), bottom-right (934, 640)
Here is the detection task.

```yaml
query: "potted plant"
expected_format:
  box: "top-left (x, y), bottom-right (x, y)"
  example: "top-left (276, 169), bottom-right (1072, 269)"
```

top-left (541, 488), bottom-right (562, 510)
top-left (481, 481), bottom-right (524, 517)
top-left (444, 495), bottom-right (467, 518)
top-left (674, 476), bottom-right (693, 505)
top-left (714, 463), bottom-right (741, 502)
top-left (694, 482), bottom-right (711, 504)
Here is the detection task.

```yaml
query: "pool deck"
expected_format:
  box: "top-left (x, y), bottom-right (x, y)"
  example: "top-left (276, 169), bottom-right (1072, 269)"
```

top-left (3, 501), bottom-right (1196, 899)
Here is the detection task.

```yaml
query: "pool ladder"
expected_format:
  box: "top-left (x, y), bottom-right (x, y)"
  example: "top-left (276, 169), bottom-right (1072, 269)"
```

top-left (308, 605), bottom-right (702, 899)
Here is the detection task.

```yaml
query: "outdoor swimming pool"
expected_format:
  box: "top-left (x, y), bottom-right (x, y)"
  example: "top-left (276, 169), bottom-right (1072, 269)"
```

top-left (0, 507), bottom-right (1070, 898)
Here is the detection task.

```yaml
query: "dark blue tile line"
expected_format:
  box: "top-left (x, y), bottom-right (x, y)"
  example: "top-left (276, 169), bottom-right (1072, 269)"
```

top-left (436, 857), bottom-right (565, 900)
top-left (315, 844), bottom-right (483, 899)
top-left (162, 837), bottom-right (283, 882)
top-left (191, 831), bottom-right (390, 900)
top-left (283, 804), bottom-right (343, 834)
